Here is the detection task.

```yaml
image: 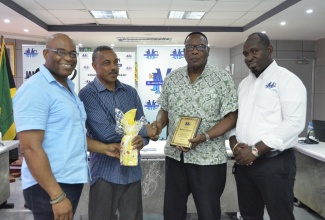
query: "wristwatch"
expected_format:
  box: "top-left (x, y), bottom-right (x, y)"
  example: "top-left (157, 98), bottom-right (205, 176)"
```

top-left (251, 145), bottom-right (259, 157)
top-left (204, 132), bottom-right (210, 142)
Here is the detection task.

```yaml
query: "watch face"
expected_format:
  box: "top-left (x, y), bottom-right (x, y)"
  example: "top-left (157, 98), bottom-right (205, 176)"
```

top-left (252, 149), bottom-right (259, 157)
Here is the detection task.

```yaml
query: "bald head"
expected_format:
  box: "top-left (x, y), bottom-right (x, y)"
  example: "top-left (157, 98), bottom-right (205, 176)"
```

top-left (45, 33), bottom-right (76, 49)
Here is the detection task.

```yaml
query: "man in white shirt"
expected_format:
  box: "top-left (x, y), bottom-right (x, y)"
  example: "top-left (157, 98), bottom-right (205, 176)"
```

top-left (229, 32), bottom-right (307, 220)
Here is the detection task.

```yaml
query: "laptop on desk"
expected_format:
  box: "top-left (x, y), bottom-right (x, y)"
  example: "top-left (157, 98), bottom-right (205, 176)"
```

top-left (312, 120), bottom-right (325, 142)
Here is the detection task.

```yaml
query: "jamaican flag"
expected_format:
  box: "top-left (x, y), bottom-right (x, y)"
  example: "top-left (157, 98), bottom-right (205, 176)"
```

top-left (0, 36), bottom-right (16, 141)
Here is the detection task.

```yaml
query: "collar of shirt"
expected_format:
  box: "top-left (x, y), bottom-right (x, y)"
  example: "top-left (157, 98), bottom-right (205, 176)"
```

top-left (93, 77), bottom-right (126, 93)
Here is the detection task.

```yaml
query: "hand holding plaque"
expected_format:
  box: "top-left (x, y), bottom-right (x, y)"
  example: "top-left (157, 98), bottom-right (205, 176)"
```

top-left (171, 116), bottom-right (201, 149)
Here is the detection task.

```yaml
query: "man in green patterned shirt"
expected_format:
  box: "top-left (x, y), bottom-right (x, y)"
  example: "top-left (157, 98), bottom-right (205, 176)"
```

top-left (150, 32), bottom-right (238, 220)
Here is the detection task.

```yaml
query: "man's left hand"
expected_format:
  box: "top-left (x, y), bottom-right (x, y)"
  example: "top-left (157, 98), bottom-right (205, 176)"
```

top-left (132, 135), bottom-right (144, 152)
top-left (233, 144), bottom-right (256, 165)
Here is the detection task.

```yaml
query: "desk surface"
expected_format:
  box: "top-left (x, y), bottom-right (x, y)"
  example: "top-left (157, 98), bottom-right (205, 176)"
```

top-left (0, 140), bottom-right (19, 154)
top-left (295, 139), bottom-right (325, 162)
top-left (141, 140), bottom-right (233, 159)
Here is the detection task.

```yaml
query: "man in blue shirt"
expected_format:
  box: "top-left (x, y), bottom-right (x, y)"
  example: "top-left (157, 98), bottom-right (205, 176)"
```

top-left (13, 33), bottom-right (119, 220)
top-left (79, 45), bottom-right (153, 220)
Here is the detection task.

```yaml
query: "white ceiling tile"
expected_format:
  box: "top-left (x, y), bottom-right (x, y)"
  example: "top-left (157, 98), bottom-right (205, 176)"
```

top-left (240, 11), bottom-right (264, 20)
top-left (28, 10), bottom-right (55, 18)
top-left (12, 0), bottom-right (44, 10)
top-left (126, 0), bottom-right (172, 11)
top-left (128, 11), bottom-right (168, 19)
top-left (34, 0), bottom-right (85, 9)
top-left (130, 19), bottom-right (166, 25)
top-left (199, 19), bottom-right (237, 26)
top-left (204, 11), bottom-right (246, 19)
top-left (48, 10), bottom-right (93, 18)
top-left (230, 19), bottom-right (251, 26)
top-left (38, 17), bottom-right (63, 25)
top-left (252, 1), bottom-right (284, 12)
top-left (165, 19), bottom-right (200, 26)
top-left (211, 1), bottom-right (260, 11)
top-left (170, 1), bottom-right (216, 11)
top-left (81, 0), bottom-right (128, 10)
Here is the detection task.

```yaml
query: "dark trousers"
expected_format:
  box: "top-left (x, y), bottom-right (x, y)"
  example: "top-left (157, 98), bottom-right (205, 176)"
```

top-left (88, 178), bottom-right (143, 220)
top-left (234, 149), bottom-right (296, 220)
top-left (163, 155), bottom-right (227, 220)
top-left (23, 183), bottom-right (83, 220)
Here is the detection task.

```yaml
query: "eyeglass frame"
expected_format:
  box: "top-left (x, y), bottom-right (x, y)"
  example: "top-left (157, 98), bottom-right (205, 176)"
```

top-left (184, 44), bottom-right (208, 52)
top-left (46, 48), bottom-right (79, 58)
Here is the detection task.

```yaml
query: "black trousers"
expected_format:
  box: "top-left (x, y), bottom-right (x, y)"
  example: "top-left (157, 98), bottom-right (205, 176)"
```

top-left (163, 155), bottom-right (227, 220)
top-left (234, 149), bottom-right (296, 220)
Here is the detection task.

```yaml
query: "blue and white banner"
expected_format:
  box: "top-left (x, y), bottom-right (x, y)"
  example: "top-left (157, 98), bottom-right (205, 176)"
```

top-left (79, 52), bottom-right (135, 90)
top-left (137, 46), bottom-right (187, 140)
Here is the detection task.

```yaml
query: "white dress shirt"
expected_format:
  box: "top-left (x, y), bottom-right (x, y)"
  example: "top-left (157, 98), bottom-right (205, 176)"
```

top-left (235, 61), bottom-right (307, 151)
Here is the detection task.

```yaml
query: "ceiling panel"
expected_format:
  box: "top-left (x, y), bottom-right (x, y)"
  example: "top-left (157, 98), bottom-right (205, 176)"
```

top-left (128, 11), bottom-right (168, 19)
top-left (33, 0), bottom-right (85, 10)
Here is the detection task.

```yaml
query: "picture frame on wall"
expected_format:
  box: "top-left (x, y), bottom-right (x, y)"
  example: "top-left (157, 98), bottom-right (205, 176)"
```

top-left (6, 43), bottom-right (16, 76)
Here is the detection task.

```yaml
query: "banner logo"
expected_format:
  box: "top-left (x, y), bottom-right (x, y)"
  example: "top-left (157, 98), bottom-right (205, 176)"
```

top-left (170, 49), bottom-right (184, 59)
top-left (144, 100), bottom-right (159, 110)
top-left (24, 48), bottom-right (38, 57)
top-left (144, 49), bottom-right (159, 59)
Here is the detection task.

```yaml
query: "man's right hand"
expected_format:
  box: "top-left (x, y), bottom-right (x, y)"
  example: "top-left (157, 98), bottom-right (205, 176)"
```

top-left (147, 122), bottom-right (162, 141)
top-left (52, 197), bottom-right (73, 220)
top-left (105, 143), bottom-right (121, 158)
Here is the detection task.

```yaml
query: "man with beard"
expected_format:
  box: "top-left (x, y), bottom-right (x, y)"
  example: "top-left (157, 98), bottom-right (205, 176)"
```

top-left (229, 32), bottom-right (307, 220)
top-left (79, 46), bottom-right (154, 220)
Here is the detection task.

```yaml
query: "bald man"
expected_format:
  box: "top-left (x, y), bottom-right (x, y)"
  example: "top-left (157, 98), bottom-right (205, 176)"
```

top-left (13, 33), bottom-right (119, 220)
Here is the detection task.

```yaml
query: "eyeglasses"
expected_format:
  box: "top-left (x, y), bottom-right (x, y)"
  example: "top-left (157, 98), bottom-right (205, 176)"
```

top-left (185, 44), bottom-right (208, 51)
top-left (46, 48), bottom-right (79, 58)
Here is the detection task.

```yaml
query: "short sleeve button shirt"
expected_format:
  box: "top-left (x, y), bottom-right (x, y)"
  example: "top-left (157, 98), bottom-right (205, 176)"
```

top-left (157, 64), bottom-right (238, 165)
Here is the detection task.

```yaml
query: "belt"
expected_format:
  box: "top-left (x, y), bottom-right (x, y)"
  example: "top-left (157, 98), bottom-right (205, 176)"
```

top-left (259, 150), bottom-right (281, 158)
top-left (259, 149), bottom-right (291, 159)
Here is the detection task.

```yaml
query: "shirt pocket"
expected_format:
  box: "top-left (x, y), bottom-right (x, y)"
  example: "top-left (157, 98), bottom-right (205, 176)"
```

top-left (255, 88), bottom-right (280, 112)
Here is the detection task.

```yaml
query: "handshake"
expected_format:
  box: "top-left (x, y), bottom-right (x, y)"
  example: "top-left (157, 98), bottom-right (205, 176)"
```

top-left (145, 121), bottom-right (164, 141)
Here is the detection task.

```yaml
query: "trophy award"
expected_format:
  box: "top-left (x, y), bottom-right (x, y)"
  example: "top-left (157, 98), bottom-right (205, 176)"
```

top-left (171, 116), bottom-right (201, 149)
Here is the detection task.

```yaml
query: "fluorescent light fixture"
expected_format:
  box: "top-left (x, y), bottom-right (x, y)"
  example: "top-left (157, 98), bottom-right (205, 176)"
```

top-left (4, 19), bottom-right (10, 23)
top-left (306, 9), bottom-right (313, 14)
top-left (169, 11), bottom-right (205, 20)
top-left (24, 29), bottom-right (29, 32)
top-left (90, 10), bottom-right (128, 19)
top-left (280, 21), bottom-right (286, 26)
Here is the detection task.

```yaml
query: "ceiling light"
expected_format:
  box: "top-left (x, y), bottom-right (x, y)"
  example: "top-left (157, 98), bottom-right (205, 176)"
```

top-left (24, 29), bottom-right (29, 32)
top-left (79, 43), bottom-right (83, 47)
top-left (117, 37), bottom-right (171, 42)
top-left (111, 44), bottom-right (115, 47)
top-left (4, 19), bottom-right (10, 23)
top-left (306, 9), bottom-right (313, 14)
top-left (280, 21), bottom-right (286, 26)
top-left (90, 10), bottom-right (128, 19)
top-left (169, 11), bottom-right (205, 20)
top-left (261, 31), bottom-right (266, 33)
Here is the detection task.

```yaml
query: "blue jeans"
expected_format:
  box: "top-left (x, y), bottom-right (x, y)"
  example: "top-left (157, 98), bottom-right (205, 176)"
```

top-left (23, 183), bottom-right (84, 220)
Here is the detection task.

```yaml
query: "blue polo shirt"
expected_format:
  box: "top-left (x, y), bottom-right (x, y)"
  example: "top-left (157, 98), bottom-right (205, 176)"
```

top-left (13, 65), bottom-right (89, 189)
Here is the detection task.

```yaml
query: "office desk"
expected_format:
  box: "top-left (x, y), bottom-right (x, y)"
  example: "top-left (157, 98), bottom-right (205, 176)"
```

top-left (140, 140), bottom-right (238, 214)
top-left (0, 141), bottom-right (20, 207)
top-left (294, 141), bottom-right (325, 218)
